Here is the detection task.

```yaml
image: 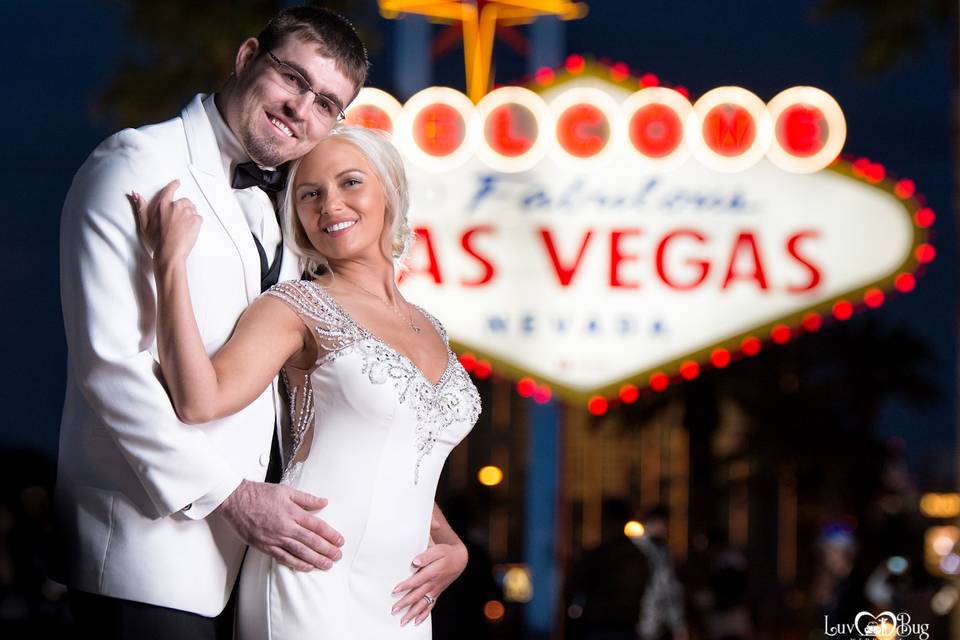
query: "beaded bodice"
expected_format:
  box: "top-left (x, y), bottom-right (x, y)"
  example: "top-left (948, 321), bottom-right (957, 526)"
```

top-left (266, 280), bottom-right (481, 484)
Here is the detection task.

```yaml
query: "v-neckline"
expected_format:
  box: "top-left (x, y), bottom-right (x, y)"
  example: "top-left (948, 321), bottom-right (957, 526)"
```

top-left (308, 281), bottom-right (454, 389)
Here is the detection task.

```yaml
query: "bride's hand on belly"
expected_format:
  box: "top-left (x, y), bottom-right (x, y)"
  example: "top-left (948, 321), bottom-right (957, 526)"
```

top-left (390, 541), bottom-right (469, 626)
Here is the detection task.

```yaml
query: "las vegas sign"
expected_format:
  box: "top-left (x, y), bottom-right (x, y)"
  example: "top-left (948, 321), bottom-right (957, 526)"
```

top-left (346, 61), bottom-right (932, 407)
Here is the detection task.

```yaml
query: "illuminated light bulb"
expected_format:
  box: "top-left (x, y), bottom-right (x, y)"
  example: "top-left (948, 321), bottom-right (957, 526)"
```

top-left (710, 348), bottom-right (731, 368)
top-left (894, 179), bottom-right (916, 199)
top-left (533, 384), bottom-right (552, 404)
top-left (478, 465), bottom-right (504, 486)
top-left (624, 520), bottom-right (645, 538)
top-left (535, 67), bottom-right (555, 86)
top-left (866, 162), bottom-right (885, 183)
top-left (886, 556), bottom-right (909, 575)
top-left (619, 384), bottom-right (640, 404)
top-left (741, 336), bottom-right (761, 357)
top-left (914, 208), bottom-right (935, 228)
top-left (483, 600), bottom-right (505, 621)
top-left (802, 313), bottom-right (822, 332)
top-left (933, 535), bottom-right (956, 556)
top-left (516, 377), bottom-right (536, 398)
top-left (894, 273), bottom-right (916, 293)
top-left (940, 553), bottom-right (960, 575)
top-left (474, 360), bottom-right (493, 379)
top-left (503, 566), bottom-right (533, 602)
top-left (650, 372), bottom-right (670, 392)
top-left (587, 396), bottom-right (608, 416)
top-left (679, 361), bottom-right (700, 380)
top-left (864, 289), bottom-right (885, 308)
top-left (565, 54), bottom-right (585, 74)
top-left (771, 324), bottom-right (791, 344)
top-left (832, 300), bottom-right (853, 321)
top-left (915, 243), bottom-right (936, 264)
top-left (640, 72), bottom-right (659, 87)
top-left (459, 353), bottom-right (477, 372)
top-left (610, 62), bottom-right (629, 82)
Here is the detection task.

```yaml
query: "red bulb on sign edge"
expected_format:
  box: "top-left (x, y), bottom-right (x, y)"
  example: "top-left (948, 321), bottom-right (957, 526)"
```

top-left (894, 179), bottom-right (915, 199)
top-left (833, 300), bottom-right (853, 321)
top-left (565, 54), bottom-right (585, 74)
top-left (895, 273), bottom-right (916, 293)
top-left (741, 337), bottom-right (761, 357)
top-left (915, 243), bottom-right (936, 264)
top-left (459, 353), bottom-right (476, 372)
top-left (801, 313), bottom-right (822, 332)
top-left (864, 289), bottom-right (884, 308)
top-left (914, 208), bottom-right (935, 228)
top-left (710, 349), bottom-right (731, 368)
top-left (619, 384), bottom-right (640, 404)
top-left (535, 67), bottom-right (555, 85)
top-left (650, 372), bottom-right (670, 392)
top-left (516, 377), bottom-right (536, 398)
top-left (587, 396), bottom-right (608, 416)
top-left (639, 72), bottom-right (659, 87)
top-left (771, 324), bottom-right (792, 344)
top-left (533, 384), bottom-right (552, 404)
top-left (474, 360), bottom-right (492, 379)
top-left (679, 361), bottom-right (700, 380)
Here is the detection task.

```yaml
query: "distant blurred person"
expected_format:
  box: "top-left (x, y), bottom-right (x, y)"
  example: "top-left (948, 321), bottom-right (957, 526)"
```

top-left (635, 506), bottom-right (689, 640)
top-left (566, 498), bottom-right (651, 640)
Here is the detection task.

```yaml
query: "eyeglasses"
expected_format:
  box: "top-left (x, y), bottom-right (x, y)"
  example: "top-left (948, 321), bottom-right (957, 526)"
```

top-left (265, 50), bottom-right (346, 124)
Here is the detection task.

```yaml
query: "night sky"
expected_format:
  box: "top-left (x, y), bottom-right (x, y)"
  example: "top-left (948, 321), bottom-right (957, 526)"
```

top-left (2, 2), bottom-right (955, 485)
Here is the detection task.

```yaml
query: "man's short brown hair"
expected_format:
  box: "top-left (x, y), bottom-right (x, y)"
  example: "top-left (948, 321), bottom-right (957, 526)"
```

top-left (257, 6), bottom-right (369, 93)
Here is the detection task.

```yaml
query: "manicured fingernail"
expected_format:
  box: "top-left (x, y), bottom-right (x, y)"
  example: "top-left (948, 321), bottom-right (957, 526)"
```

top-left (391, 587), bottom-right (400, 594)
top-left (412, 558), bottom-right (422, 567)
top-left (392, 606), bottom-right (399, 614)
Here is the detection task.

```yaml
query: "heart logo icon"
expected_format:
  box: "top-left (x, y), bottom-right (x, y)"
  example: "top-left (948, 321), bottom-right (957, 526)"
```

top-left (855, 611), bottom-right (897, 638)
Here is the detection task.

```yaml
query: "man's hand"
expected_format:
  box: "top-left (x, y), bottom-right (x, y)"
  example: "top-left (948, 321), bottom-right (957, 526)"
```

top-left (391, 540), bottom-right (468, 626)
top-left (216, 479), bottom-right (344, 571)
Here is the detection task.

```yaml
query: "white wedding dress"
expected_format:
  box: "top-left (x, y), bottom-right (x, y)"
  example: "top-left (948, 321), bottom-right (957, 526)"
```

top-left (237, 280), bottom-right (480, 639)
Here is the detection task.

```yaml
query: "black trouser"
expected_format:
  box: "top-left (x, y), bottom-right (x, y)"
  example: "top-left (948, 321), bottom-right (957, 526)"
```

top-left (69, 585), bottom-right (237, 640)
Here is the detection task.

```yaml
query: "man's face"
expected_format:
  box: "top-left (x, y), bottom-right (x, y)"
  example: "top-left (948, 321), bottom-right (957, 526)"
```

top-left (227, 35), bottom-right (356, 167)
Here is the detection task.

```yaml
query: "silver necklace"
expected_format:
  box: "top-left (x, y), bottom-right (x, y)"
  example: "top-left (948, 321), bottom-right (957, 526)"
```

top-left (339, 275), bottom-right (422, 334)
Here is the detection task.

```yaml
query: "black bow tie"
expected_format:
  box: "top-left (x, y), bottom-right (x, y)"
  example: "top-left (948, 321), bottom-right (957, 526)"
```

top-left (232, 161), bottom-right (287, 193)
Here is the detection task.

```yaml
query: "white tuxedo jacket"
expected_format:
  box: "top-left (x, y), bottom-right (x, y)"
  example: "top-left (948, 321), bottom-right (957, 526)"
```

top-left (55, 94), bottom-right (300, 616)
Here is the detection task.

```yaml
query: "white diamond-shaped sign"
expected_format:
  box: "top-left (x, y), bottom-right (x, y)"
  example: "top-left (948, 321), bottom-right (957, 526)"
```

top-left (393, 77), bottom-right (925, 402)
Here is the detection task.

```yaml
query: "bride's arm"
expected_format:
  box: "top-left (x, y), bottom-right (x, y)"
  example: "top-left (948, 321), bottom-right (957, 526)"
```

top-left (133, 183), bottom-right (304, 423)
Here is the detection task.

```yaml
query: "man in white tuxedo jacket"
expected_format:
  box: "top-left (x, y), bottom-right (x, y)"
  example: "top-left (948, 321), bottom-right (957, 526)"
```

top-left (55, 7), bottom-right (368, 638)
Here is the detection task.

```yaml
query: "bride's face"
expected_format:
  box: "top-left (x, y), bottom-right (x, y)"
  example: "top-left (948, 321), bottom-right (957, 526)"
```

top-left (294, 138), bottom-right (390, 264)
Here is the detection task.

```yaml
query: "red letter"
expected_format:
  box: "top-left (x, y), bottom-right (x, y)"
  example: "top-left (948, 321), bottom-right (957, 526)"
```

top-left (656, 229), bottom-right (710, 290)
top-left (721, 231), bottom-right (768, 290)
top-left (610, 229), bottom-right (642, 289)
top-left (785, 230), bottom-right (822, 293)
top-left (540, 228), bottom-right (593, 286)
top-left (461, 225), bottom-right (496, 286)
top-left (401, 226), bottom-right (443, 284)
top-left (556, 105), bottom-right (608, 158)
top-left (489, 105), bottom-right (534, 156)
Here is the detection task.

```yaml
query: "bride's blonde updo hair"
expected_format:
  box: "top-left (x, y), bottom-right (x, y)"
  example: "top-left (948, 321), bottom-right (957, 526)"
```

top-left (280, 126), bottom-right (413, 277)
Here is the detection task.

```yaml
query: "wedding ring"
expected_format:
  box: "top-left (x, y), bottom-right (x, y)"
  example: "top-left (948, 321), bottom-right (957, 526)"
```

top-left (422, 594), bottom-right (435, 605)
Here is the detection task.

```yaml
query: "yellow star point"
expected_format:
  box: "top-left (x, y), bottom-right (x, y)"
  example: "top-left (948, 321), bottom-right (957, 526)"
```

top-left (380, 0), bottom-right (588, 101)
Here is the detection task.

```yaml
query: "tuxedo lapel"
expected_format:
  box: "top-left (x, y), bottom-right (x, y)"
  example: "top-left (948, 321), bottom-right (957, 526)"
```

top-left (180, 95), bottom-right (261, 303)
